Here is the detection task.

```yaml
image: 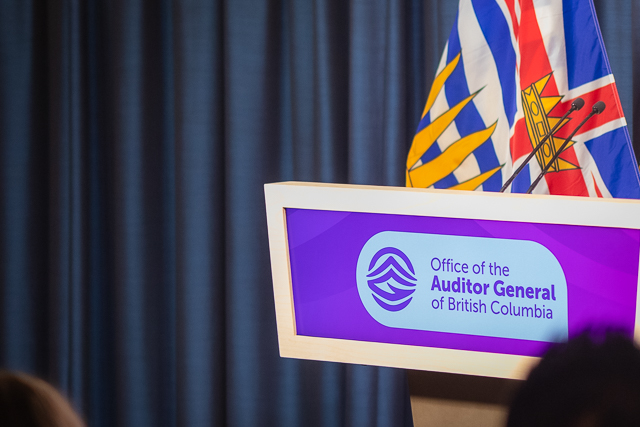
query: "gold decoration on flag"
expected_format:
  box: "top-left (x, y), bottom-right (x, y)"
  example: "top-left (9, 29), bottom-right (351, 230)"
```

top-left (406, 52), bottom-right (501, 190)
top-left (522, 74), bottom-right (578, 172)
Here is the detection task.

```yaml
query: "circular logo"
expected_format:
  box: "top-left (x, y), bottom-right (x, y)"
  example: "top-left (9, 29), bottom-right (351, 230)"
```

top-left (366, 247), bottom-right (417, 312)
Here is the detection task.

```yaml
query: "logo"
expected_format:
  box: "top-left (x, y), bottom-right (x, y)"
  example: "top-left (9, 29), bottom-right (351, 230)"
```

top-left (357, 231), bottom-right (568, 342)
top-left (366, 247), bottom-right (417, 312)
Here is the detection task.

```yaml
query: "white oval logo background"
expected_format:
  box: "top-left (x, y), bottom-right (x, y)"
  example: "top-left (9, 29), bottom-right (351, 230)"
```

top-left (356, 231), bottom-right (568, 343)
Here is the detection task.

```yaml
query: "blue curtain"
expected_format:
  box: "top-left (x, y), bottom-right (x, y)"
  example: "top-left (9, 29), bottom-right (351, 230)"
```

top-left (0, 0), bottom-right (431, 426)
top-left (594, 0), bottom-right (636, 144)
top-left (0, 1), bottom-right (637, 426)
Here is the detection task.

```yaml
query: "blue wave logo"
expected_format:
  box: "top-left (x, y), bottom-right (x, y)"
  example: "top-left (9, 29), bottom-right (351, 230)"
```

top-left (366, 247), bottom-right (417, 312)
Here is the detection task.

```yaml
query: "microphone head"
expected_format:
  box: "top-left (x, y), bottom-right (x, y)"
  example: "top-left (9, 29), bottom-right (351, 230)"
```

top-left (572, 98), bottom-right (585, 110)
top-left (592, 101), bottom-right (606, 114)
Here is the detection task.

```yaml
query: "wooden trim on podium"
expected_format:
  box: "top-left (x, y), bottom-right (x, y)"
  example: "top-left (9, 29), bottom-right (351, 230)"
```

top-left (265, 182), bottom-right (640, 380)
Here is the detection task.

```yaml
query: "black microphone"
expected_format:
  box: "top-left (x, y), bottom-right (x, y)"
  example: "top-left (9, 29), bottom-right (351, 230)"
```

top-left (500, 97), bottom-right (585, 193)
top-left (526, 101), bottom-right (606, 194)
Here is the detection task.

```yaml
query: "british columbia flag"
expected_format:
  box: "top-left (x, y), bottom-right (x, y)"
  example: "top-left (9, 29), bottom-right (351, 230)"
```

top-left (406, 0), bottom-right (640, 198)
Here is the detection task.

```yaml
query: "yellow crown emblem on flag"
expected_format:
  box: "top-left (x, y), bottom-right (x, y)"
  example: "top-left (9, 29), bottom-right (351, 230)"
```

top-left (522, 74), bottom-right (578, 172)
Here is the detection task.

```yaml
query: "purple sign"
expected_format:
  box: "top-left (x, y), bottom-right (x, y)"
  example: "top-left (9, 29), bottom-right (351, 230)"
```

top-left (286, 208), bottom-right (640, 357)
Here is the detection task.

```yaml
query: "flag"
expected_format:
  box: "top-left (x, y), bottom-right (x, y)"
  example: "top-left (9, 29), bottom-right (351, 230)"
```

top-left (406, 0), bottom-right (640, 198)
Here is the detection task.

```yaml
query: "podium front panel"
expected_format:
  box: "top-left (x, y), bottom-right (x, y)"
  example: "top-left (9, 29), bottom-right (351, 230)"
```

top-left (265, 182), bottom-right (640, 379)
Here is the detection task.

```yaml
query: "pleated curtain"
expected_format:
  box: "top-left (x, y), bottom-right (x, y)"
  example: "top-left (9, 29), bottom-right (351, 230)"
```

top-left (0, 1), bottom-right (637, 426)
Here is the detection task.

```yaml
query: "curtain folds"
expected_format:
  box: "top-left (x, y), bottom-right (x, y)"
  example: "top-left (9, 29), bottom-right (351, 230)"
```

top-left (0, 1), bottom-right (431, 426)
top-left (0, 1), bottom-right (636, 426)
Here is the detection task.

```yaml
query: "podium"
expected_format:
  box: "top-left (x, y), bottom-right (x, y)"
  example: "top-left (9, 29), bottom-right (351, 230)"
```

top-left (265, 182), bottom-right (640, 380)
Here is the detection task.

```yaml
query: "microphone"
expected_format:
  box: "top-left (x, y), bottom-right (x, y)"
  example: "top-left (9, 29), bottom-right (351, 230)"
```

top-left (500, 98), bottom-right (585, 193)
top-left (526, 101), bottom-right (606, 194)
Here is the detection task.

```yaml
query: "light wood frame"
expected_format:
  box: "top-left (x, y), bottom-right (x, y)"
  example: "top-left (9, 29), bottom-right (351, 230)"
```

top-left (265, 182), bottom-right (640, 379)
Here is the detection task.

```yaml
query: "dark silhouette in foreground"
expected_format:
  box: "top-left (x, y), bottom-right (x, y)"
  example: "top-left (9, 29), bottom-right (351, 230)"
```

top-left (507, 331), bottom-right (640, 427)
top-left (0, 370), bottom-right (85, 427)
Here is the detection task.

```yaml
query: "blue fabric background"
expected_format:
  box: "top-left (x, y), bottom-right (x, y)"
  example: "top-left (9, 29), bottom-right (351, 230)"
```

top-left (0, 1), bottom-right (636, 426)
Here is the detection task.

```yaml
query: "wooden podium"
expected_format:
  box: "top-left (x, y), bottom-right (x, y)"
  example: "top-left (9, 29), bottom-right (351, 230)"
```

top-left (265, 182), bottom-right (640, 380)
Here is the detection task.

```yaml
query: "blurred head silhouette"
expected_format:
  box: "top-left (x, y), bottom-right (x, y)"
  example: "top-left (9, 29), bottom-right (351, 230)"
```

top-left (507, 330), bottom-right (640, 427)
top-left (0, 371), bottom-right (84, 427)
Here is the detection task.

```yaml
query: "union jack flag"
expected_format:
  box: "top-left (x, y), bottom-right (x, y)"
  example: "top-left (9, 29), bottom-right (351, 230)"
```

top-left (406, 0), bottom-right (640, 198)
